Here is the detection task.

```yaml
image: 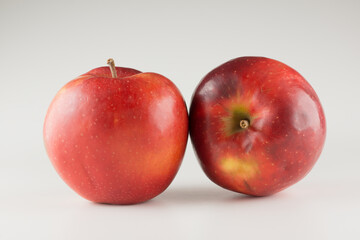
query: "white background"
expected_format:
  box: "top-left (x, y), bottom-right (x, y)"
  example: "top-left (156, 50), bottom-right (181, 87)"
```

top-left (1, 0), bottom-right (360, 239)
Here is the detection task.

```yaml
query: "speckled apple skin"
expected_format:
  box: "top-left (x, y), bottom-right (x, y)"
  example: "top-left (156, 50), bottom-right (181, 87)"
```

top-left (44, 66), bottom-right (188, 204)
top-left (190, 57), bottom-right (326, 196)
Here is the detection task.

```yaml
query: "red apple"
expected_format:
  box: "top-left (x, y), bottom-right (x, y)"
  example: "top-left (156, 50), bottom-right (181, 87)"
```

top-left (44, 59), bottom-right (188, 204)
top-left (190, 57), bottom-right (326, 196)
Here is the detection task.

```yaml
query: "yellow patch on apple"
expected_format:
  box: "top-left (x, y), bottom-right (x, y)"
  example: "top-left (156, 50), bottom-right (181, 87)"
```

top-left (220, 156), bottom-right (259, 179)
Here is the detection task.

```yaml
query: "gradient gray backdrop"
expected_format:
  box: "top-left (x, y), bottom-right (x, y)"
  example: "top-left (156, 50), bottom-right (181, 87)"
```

top-left (1, 0), bottom-right (359, 239)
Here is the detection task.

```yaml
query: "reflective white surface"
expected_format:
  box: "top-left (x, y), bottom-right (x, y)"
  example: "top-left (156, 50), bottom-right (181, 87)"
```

top-left (1, 0), bottom-right (360, 239)
top-left (1, 175), bottom-right (359, 239)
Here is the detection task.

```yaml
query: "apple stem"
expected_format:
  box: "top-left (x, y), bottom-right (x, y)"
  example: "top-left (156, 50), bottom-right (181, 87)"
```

top-left (240, 119), bottom-right (250, 129)
top-left (107, 58), bottom-right (117, 78)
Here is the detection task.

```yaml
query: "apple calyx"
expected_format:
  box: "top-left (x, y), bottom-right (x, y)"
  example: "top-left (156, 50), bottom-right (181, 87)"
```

top-left (239, 119), bottom-right (250, 129)
top-left (107, 58), bottom-right (118, 78)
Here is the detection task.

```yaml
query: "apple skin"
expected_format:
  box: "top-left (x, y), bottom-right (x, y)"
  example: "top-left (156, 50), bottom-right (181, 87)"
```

top-left (190, 57), bottom-right (326, 196)
top-left (44, 65), bottom-right (188, 204)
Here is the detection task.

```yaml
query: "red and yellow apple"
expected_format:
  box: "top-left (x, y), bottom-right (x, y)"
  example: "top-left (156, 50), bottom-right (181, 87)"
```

top-left (190, 57), bottom-right (326, 196)
top-left (44, 59), bottom-right (188, 204)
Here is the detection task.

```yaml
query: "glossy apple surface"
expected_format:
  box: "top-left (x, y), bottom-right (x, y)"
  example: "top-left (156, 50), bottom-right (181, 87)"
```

top-left (190, 57), bottom-right (326, 196)
top-left (44, 63), bottom-right (188, 204)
